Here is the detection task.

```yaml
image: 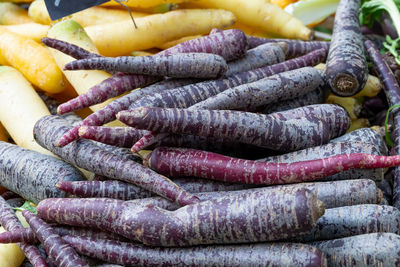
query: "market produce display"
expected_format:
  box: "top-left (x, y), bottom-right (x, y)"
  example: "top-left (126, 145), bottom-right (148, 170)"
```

top-left (1, 0), bottom-right (400, 266)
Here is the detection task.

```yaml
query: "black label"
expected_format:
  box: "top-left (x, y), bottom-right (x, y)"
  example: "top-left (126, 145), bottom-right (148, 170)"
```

top-left (44, 0), bottom-right (110, 20)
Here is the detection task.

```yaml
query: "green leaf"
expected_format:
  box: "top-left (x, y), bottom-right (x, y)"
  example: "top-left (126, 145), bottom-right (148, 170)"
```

top-left (384, 104), bottom-right (400, 147)
top-left (13, 201), bottom-right (37, 214)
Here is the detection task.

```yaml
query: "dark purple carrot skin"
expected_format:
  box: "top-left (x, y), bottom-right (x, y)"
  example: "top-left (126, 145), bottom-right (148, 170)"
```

top-left (191, 67), bottom-right (324, 111)
top-left (365, 40), bottom-right (400, 210)
top-left (41, 37), bottom-right (101, 60)
top-left (0, 141), bottom-right (85, 204)
top-left (0, 196), bottom-right (47, 267)
top-left (0, 225), bottom-right (128, 244)
top-left (37, 189), bottom-right (325, 246)
top-left (63, 235), bottom-right (327, 267)
top-left (1, 190), bottom-right (20, 200)
top-left (33, 115), bottom-right (199, 206)
top-left (258, 142), bottom-right (384, 182)
top-left (325, 0), bottom-right (368, 96)
top-left (6, 198), bottom-right (25, 208)
top-left (64, 53), bottom-right (229, 79)
top-left (118, 105), bottom-right (349, 152)
top-left (310, 233), bottom-right (400, 266)
top-left (144, 147), bottom-right (400, 185)
top-left (22, 210), bottom-right (89, 267)
top-left (247, 36), bottom-right (330, 58)
top-left (289, 204), bottom-right (400, 242)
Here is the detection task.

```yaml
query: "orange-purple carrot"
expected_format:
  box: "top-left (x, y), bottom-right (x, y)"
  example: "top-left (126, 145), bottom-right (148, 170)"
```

top-left (33, 115), bottom-right (199, 206)
top-left (22, 210), bottom-right (90, 267)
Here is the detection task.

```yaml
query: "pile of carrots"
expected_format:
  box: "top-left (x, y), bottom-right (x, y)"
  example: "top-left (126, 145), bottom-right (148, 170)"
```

top-left (0, 0), bottom-right (400, 266)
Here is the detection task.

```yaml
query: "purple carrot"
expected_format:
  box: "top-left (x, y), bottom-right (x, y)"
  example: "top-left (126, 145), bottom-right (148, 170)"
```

top-left (143, 147), bottom-right (400, 185)
top-left (0, 225), bottom-right (127, 244)
top-left (1, 190), bottom-right (20, 200)
top-left (33, 115), bottom-right (199, 206)
top-left (0, 141), bottom-right (85, 204)
top-left (22, 210), bottom-right (89, 267)
top-left (58, 48), bottom-right (325, 148)
top-left (365, 39), bottom-right (400, 210)
top-left (64, 53), bottom-right (228, 79)
top-left (310, 233), bottom-right (400, 266)
top-left (290, 204), bottom-right (400, 242)
top-left (247, 36), bottom-right (330, 58)
top-left (55, 29), bottom-right (248, 116)
top-left (258, 141), bottom-right (384, 182)
top-left (56, 178), bottom-right (252, 200)
top-left (37, 188), bottom-right (325, 246)
top-left (325, 0), bottom-right (368, 96)
top-left (6, 198), bottom-right (24, 208)
top-left (118, 104), bottom-right (350, 152)
top-left (0, 196), bottom-right (47, 267)
top-left (41, 37), bottom-right (101, 60)
top-left (63, 235), bottom-right (327, 267)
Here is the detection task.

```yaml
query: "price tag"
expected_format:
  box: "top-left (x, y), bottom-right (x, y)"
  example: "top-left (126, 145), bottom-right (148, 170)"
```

top-left (44, 0), bottom-right (110, 20)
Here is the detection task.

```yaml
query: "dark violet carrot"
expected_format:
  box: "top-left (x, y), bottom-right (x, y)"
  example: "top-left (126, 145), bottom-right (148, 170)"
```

top-left (247, 36), bottom-right (330, 58)
top-left (143, 147), bottom-right (400, 185)
top-left (0, 141), bottom-right (85, 204)
top-left (310, 233), bottom-right (400, 266)
top-left (118, 105), bottom-right (350, 152)
top-left (33, 115), bottom-right (199, 206)
top-left (258, 142), bottom-right (384, 182)
top-left (290, 204), bottom-right (400, 242)
top-left (64, 53), bottom-right (228, 79)
top-left (63, 235), bottom-right (327, 267)
top-left (37, 188), bottom-right (324, 246)
top-left (55, 29), bottom-right (248, 116)
top-left (57, 48), bottom-right (326, 148)
top-left (325, 0), bottom-right (368, 96)
top-left (1, 190), bottom-right (20, 200)
top-left (22, 210), bottom-right (89, 267)
top-left (0, 225), bottom-right (127, 244)
top-left (0, 196), bottom-right (47, 267)
top-left (41, 37), bottom-right (101, 60)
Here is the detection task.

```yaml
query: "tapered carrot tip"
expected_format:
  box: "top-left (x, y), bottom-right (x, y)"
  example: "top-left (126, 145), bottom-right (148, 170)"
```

top-left (55, 126), bottom-right (80, 147)
top-left (56, 181), bottom-right (71, 191)
top-left (57, 102), bottom-right (73, 115)
top-left (116, 107), bottom-right (149, 125)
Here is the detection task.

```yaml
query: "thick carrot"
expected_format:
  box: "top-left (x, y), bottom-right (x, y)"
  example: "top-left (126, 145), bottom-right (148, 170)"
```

top-left (37, 188), bottom-right (324, 246)
top-left (325, 0), bottom-right (368, 96)
top-left (33, 115), bottom-right (199, 206)
top-left (64, 53), bottom-right (228, 78)
top-left (22, 210), bottom-right (89, 267)
top-left (310, 233), bottom-right (400, 266)
top-left (258, 142), bottom-right (384, 182)
top-left (0, 141), bottom-right (85, 204)
top-left (247, 37), bottom-right (330, 58)
top-left (191, 67), bottom-right (323, 111)
top-left (144, 147), bottom-right (400, 185)
top-left (291, 204), bottom-right (400, 242)
top-left (0, 197), bottom-right (47, 267)
top-left (63, 235), bottom-right (327, 267)
top-left (118, 105), bottom-right (350, 152)
top-left (0, 3), bottom-right (32, 25)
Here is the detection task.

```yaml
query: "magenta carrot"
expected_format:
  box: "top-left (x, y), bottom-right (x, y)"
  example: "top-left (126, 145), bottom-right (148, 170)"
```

top-left (41, 37), bottom-right (101, 60)
top-left (63, 235), bottom-right (327, 267)
top-left (33, 115), bottom-right (199, 206)
top-left (37, 188), bottom-right (324, 246)
top-left (55, 29), bottom-right (248, 116)
top-left (22, 210), bottom-right (89, 267)
top-left (64, 53), bottom-right (228, 79)
top-left (325, 0), bottom-right (368, 96)
top-left (118, 105), bottom-right (350, 152)
top-left (247, 36), bottom-right (330, 58)
top-left (144, 147), bottom-right (400, 185)
top-left (0, 196), bottom-right (47, 267)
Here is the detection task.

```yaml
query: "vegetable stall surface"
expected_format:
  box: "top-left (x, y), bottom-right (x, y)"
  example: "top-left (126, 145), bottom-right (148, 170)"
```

top-left (37, 189), bottom-right (325, 246)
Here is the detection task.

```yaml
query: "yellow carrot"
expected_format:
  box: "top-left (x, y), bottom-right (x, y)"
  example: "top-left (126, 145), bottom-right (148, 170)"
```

top-left (47, 20), bottom-right (124, 120)
top-left (326, 94), bottom-right (361, 120)
top-left (0, 123), bottom-right (8, 142)
top-left (269, 0), bottom-right (297, 8)
top-left (229, 22), bottom-right (276, 38)
top-left (0, 2), bottom-right (32, 25)
top-left (0, 66), bottom-right (53, 155)
top-left (101, 0), bottom-right (192, 9)
top-left (130, 50), bottom-right (157, 57)
top-left (156, 35), bottom-right (203, 50)
top-left (28, 0), bottom-right (148, 26)
top-left (84, 9), bottom-right (236, 56)
top-left (347, 118), bottom-right (370, 133)
top-left (0, 28), bottom-right (66, 93)
top-left (0, 227), bottom-right (25, 267)
top-left (182, 0), bottom-right (311, 40)
top-left (1, 23), bottom-right (49, 42)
